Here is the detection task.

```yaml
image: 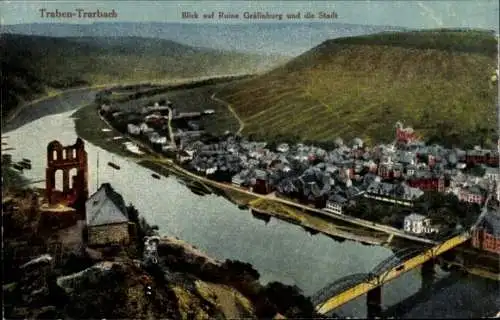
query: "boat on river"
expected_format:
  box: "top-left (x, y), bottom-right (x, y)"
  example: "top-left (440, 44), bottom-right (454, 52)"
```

top-left (251, 209), bottom-right (271, 223)
top-left (123, 141), bottom-right (145, 155)
top-left (108, 162), bottom-right (121, 170)
top-left (18, 160), bottom-right (32, 170)
top-left (12, 163), bottom-right (24, 171)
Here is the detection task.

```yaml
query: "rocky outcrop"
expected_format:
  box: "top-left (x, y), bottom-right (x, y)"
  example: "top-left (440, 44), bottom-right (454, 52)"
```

top-left (3, 190), bottom-right (316, 319)
top-left (56, 261), bottom-right (121, 293)
top-left (4, 252), bottom-right (258, 319)
top-left (58, 260), bottom-right (181, 319)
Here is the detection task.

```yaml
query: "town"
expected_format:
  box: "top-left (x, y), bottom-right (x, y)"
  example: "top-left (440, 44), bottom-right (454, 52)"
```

top-left (97, 91), bottom-right (500, 254)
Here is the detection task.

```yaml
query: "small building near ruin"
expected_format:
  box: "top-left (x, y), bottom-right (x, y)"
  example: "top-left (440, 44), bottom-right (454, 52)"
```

top-left (85, 183), bottom-right (130, 246)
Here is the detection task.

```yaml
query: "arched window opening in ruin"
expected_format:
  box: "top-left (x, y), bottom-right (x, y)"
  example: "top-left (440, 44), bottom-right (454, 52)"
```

top-left (62, 149), bottom-right (67, 160)
top-left (69, 168), bottom-right (78, 189)
top-left (54, 170), bottom-right (63, 191)
top-left (53, 150), bottom-right (58, 160)
top-left (73, 149), bottom-right (77, 159)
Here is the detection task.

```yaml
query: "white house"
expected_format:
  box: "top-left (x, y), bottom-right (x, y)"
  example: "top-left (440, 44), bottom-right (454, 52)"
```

top-left (404, 213), bottom-right (431, 234)
top-left (162, 145), bottom-right (175, 153)
top-left (151, 136), bottom-right (167, 145)
top-left (139, 123), bottom-right (154, 134)
top-left (127, 124), bottom-right (141, 135)
top-left (325, 194), bottom-right (348, 215)
top-left (205, 166), bottom-right (217, 175)
top-left (100, 104), bottom-right (111, 112)
top-left (177, 150), bottom-right (193, 163)
top-left (232, 174), bottom-right (245, 186)
top-left (325, 201), bottom-right (344, 215)
top-left (277, 143), bottom-right (290, 153)
top-left (484, 167), bottom-right (500, 182)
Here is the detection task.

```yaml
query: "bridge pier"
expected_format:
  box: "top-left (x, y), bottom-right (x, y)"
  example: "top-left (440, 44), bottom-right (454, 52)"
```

top-left (366, 286), bottom-right (382, 319)
top-left (421, 259), bottom-right (436, 290)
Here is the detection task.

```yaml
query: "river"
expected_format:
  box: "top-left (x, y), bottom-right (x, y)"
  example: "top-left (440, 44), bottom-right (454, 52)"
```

top-left (3, 90), bottom-right (499, 318)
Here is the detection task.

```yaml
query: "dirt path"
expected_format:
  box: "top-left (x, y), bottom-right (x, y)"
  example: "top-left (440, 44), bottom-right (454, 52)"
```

top-left (210, 92), bottom-right (245, 134)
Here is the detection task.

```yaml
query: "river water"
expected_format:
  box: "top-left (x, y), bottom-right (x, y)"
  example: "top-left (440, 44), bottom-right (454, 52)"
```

top-left (3, 91), bottom-right (499, 318)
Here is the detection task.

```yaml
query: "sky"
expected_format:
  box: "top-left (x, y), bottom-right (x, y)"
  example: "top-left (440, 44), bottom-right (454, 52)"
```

top-left (0, 0), bottom-right (499, 31)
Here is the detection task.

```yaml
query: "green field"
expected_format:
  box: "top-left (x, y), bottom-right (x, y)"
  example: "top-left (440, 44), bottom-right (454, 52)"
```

top-left (113, 83), bottom-right (242, 135)
top-left (217, 30), bottom-right (498, 148)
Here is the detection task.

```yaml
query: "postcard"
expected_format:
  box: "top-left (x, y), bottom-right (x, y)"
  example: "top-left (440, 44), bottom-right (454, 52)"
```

top-left (1, 1), bottom-right (499, 319)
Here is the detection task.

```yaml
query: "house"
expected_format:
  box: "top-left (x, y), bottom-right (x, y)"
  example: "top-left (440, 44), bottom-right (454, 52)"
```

top-left (142, 104), bottom-right (170, 115)
top-left (253, 169), bottom-right (270, 194)
top-left (100, 104), bottom-right (111, 113)
top-left (392, 163), bottom-right (404, 178)
top-left (205, 166), bottom-right (217, 175)
top-left (139, 123), bottom-right (154, 134)
top-left (377, 163), bottom-right (393, 180)
top-left (325, 194), bottom-right (348, 215)
top-left (404, 213), bottom-right (430, 234)
top-left (177, 150), bottom-right (193, 164)
top-left (484, 167), bottom-right (500, 182)
top-left (472, 209), bottom-right (500, 254)
top-left (407, 173), bottom-right (445, 192)
top-left (276, 143), bottom-right (290, 153)
top-left (363, 160), bottom-right (378, 173)
top-left (466, 149), bottom-right (499, 166)
top-left (151, 135), bottom-right (167, 145)
top-left (405, 164), bottom-right (417, 177)
top-left (458, 185), bottom-right (486, 204)
top-left (395, 122), bottom-right (418, 144)
top-left (364, 181), bottom-right (423, 206)
top-left (232, 173), bottom-right (246, 187)
top-left (85, 183), bottom-right (131, 246)
top-left (127, 124), bottom-right (141, 135)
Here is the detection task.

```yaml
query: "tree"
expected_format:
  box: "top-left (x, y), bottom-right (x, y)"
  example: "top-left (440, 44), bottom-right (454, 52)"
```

top-left (126, 204), bottom-right (158, 254)
top-left (469, 165), bottom-right (486, 177)
top-left (262, 282), bottom-right (315, 318)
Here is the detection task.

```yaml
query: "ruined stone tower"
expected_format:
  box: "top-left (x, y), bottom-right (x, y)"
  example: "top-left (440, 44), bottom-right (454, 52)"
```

top-left (45, 138), bottom-right (88, 208)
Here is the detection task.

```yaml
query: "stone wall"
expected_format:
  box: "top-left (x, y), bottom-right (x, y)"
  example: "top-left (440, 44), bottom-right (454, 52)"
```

top-left (88, 223), bottom-right (130, 246)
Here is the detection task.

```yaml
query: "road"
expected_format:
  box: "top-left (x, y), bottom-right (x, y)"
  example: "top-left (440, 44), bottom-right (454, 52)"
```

top-left (210, 92), bottom-right (245, 134)
top-left (160, 161), bottom-right (435, 244)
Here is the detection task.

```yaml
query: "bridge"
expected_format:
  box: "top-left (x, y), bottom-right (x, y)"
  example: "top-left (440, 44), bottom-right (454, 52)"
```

top-left (313, 232), bottom-right (470, 316)
top-left (313, 194), bottom-right (494, 317)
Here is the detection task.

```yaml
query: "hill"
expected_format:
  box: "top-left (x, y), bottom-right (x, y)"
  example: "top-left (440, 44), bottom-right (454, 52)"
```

top-left (2, 22), bottom-right (406, 56)
top-left (0, 34), bottom-right (287, 120)
top-left (216, 29), bottom-right (498, 148)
